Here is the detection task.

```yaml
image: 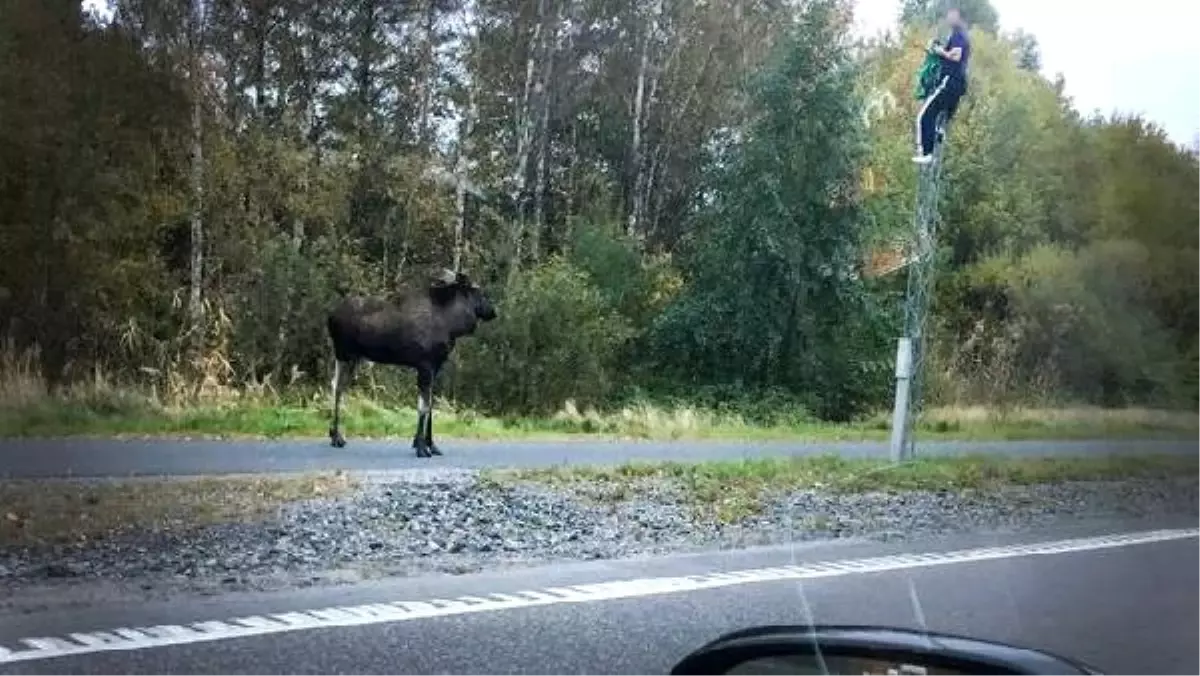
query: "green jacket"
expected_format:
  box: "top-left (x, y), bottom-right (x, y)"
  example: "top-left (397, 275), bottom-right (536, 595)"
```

top-left (914, 48), bottom-right (942, 99)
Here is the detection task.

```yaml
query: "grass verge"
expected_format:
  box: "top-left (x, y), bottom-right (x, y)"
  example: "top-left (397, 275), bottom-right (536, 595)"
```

top-left (0, 387), bottom-right (1195, 442)
top-left (0, 472), bottom-right (357, 547)
top-left (486, 453), bottom-right (1200, 522)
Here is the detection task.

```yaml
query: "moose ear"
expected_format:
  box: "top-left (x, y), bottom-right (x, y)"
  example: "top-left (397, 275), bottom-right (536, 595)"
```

top-left (455, 271), bottom-right (472, 286)
top-left (432, 268), bottom-right (457, 286)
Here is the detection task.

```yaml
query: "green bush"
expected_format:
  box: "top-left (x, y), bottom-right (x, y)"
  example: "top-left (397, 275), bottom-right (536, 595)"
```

top-left (225, 235), bottom-right (367, 388)
top-left (449, 257), bottom-right (635, 414)
top-left (937, 242), bottom-right (1189, 407)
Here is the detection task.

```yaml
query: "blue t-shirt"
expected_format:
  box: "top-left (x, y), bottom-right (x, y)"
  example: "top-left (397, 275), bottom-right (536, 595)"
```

top-left (940, 27), bottom-right (970, 83)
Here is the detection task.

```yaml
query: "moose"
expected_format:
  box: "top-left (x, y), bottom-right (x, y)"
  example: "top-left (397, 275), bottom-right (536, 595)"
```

top-left (326, 269), bottom-right (497, 457)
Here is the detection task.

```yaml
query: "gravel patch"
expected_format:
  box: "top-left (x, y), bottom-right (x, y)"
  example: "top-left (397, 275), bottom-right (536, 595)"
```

top-left (1, 472), bottom-right (1195, 598)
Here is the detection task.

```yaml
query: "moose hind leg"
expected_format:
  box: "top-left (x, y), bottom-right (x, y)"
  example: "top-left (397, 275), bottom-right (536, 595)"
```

top-left (424, 379), bottom-right (441, 456)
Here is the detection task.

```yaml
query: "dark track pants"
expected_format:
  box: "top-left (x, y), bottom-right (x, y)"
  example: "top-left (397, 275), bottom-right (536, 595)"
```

top-left (916, 75), bottom-right (965, 156)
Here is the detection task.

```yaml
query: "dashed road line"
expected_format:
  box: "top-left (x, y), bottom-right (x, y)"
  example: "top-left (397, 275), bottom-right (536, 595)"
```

top-left (1, 528), bottom-right (1195, 665)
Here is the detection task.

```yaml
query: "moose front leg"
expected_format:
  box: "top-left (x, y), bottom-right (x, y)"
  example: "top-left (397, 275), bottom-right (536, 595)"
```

top-left (329, 359), bottom-right (357, 448)
top-left (424, 368), bottom-right (442, 456)
top-left (412, 367), bottom-right (440, 457)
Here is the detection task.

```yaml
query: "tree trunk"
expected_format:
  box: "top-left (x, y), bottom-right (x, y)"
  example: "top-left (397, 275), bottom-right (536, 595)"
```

top-left (187, 0), bottom-right (206, 336)
top-left (508, 0), bottom-right (546, 280)
top-left (626, 0), bottom-right (660, 238)
top-left (643, 151), bottom-right (660, 240)
top-left (413, 0), bottom-right (437, 147)
top-left (252, 7), bottom-right (267, 116)
top-left (627, 39), bottom-right (648, 236)
top-left (396, 0), bottom-right (438, 285)
top-left (564, 120), bottom-right (577, 245)
top-left (453, 79), bottom-right (476, 272)
top-left (530, 13), bottom-right (559, 262)
top-left (276, 172), bottom-right (307, 382)
top-left (562, 10), bottom-right (578, 238)
top-left (354, 1), bottom-right (377, 138)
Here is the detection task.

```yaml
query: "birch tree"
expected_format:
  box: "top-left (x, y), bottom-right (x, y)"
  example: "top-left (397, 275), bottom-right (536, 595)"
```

top-left (187, 0), bottom-right (208, 333)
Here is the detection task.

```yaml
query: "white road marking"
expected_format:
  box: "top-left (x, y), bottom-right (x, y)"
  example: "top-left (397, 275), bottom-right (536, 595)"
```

top-left (0, 528), bottom-right (1194, 665)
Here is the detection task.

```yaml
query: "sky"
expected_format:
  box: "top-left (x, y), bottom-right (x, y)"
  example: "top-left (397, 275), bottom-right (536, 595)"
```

top-left (853, 0), bottom-right (1200, 146)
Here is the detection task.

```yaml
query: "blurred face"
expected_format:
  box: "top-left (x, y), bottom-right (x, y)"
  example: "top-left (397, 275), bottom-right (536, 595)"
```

top-left (946, 9), bottom-right (963, 29)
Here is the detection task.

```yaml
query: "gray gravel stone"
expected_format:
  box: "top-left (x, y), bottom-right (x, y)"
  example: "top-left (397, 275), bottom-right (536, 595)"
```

top-left (1, 473), bottom-right (1195, 596)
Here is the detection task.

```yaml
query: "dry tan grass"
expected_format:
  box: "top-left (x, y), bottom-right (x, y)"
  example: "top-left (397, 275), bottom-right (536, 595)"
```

top-left (0, 339), bottom-right (48, 409)
top-left (0, 340), bottom-right (159, 412)
top-left (3, 340), bottom-right (1195, 441)
top-left (552, 400), bottom-right (729, 438)
top-left (0, 472), bottom-right (357, 547)
top-left (922, 405), bottom-right (1199, 431)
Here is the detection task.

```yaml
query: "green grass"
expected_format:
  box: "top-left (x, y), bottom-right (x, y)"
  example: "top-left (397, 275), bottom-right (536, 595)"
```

top-left (0, 361), bottom-right (1195, 442)
top-left (487, 453), bottom-right (1200, 523)
top-left (0, 389), bottom-right (1195, 442)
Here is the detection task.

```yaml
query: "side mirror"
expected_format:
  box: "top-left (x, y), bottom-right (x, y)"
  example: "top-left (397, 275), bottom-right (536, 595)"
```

top-left (669, 626), bottom-right (1101, 676)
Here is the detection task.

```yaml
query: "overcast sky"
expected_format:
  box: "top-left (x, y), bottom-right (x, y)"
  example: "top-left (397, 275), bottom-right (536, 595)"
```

top-left (854, 0), bottom-right (1200, 145)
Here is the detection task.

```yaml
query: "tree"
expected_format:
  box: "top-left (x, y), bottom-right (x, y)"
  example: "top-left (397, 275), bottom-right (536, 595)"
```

top-left (0, 0), bottom-right (190, 381)
top-left (650, 0), bottom-right (892, 420)
top-left (3, 0), bottom-right (1194, 417)
top-left (1005, 29), bottom-right (1041, 71)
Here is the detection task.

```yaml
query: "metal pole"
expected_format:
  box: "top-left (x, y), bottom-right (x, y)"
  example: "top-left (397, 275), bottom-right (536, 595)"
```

top-left (889, 337), bottom-right (914, 461)
top-left (889, 121), bottom-right (948, 462)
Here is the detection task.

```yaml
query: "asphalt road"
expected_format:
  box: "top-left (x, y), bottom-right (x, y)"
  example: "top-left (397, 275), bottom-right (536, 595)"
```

top-left (1, 521), bottom-right (1196, 674)
top-left (0, 437), bottom-right (1195, 478)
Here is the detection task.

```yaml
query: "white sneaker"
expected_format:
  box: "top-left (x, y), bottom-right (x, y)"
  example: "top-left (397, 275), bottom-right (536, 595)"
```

top-left (912, 153), bottom-right (934, 165)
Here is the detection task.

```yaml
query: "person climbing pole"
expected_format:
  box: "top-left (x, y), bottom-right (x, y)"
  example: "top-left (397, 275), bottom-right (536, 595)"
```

top-left (913, 7), bottom-right (971, 164)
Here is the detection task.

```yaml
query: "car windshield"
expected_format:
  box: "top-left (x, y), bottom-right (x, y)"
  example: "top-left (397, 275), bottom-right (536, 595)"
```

top-left (0, 0), bottom-right (1197, 674)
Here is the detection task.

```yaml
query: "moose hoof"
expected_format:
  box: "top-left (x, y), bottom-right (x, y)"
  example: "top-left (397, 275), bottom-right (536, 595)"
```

top-left (329, 429), bottom-right (347, 448)
top-left (428, 445), bottom-right (443, 456)
top-left (415, 446), bottom-right (432, 459)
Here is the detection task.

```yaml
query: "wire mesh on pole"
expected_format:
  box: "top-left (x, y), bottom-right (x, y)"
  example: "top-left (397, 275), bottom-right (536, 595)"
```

top-left (889, 120), bottom-right (947, 462)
